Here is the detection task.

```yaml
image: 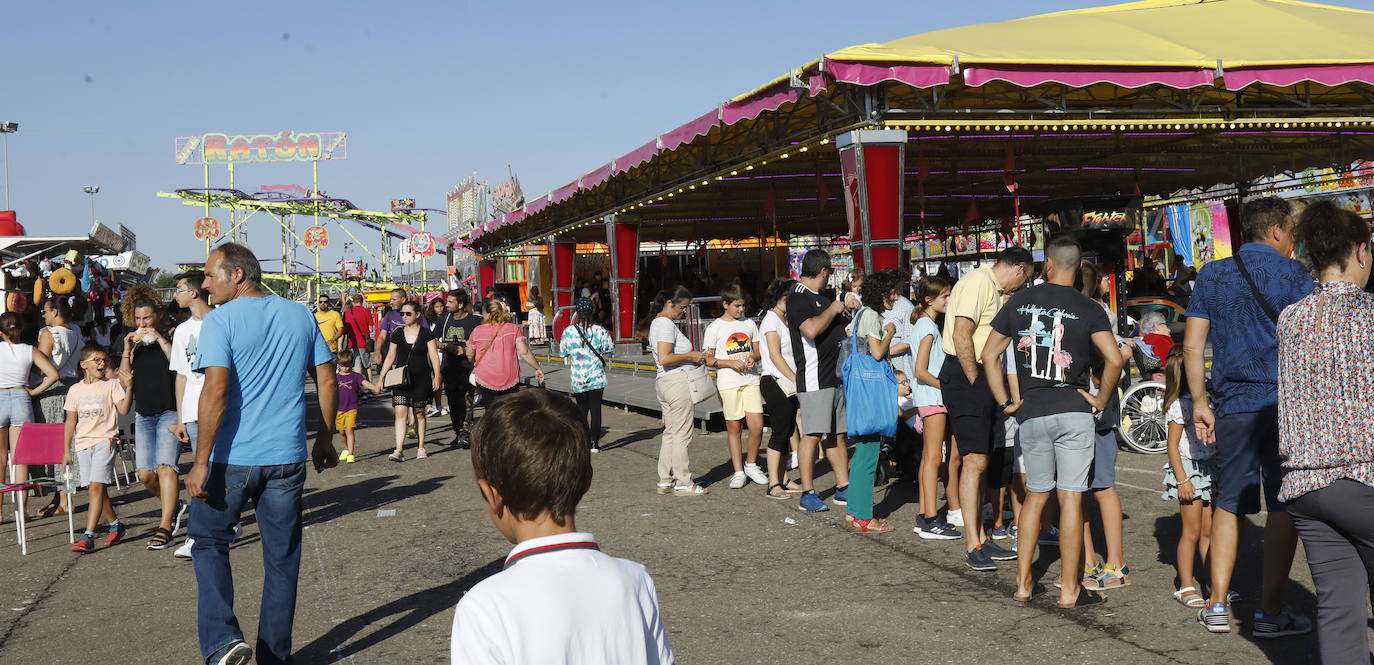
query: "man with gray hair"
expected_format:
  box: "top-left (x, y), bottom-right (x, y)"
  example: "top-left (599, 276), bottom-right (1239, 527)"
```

top-left (186, 242), bottom-right (339, 665)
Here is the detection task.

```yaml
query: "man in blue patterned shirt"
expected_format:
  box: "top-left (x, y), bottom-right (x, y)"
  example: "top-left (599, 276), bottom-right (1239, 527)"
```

top-left (1184, 197), bottom-right (1314, 637)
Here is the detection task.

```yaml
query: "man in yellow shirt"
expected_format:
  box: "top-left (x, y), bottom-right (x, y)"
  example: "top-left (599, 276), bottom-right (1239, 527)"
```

top-left (315, 295), bottom-right (345, 353)
top-left (938, 247), bottom-right (1033, 572)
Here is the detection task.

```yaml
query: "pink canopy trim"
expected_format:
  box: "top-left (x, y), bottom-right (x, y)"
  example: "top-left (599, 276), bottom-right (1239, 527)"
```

top-left (1224, 62), bottom-right (1374, 90)
top-left (613, 139), bottom-right (659, 175)
top-left (660, 109), bottom-right (720, 152)
top-left (550, 182), bottom-right (579, 204)
top-left (581, 163), bottom-right (613, 189)
top-left (525, 195), bottom-right (549, 216)
top-left (962, 65), bottom-right (1213, 89)
top-left (809, 72), bottom-right (828, 96)
top-left (506, 209), bottom-right (526, 225)
top-left (825, 60), bottom-right (950, 88)
top-left (723, 86), bottom-right (800, 125)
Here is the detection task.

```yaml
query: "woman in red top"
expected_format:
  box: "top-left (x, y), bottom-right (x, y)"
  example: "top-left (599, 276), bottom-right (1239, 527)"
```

top-left (466, 299), bottom-right (544, 409)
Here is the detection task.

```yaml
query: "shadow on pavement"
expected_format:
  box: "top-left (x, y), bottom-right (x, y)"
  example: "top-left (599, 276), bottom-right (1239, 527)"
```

top-left (1152, 514), bottom-right (1319, 663)
top-left (294, 556), bottom-right (504, 662)
top-left (301, 474), bottom-right (454, 528)
top-left (598, 428), bottom-right (659, 452)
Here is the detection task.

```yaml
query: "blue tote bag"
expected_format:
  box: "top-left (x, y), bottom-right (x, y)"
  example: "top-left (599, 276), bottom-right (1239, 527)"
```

top-left (842, 308), bottom-right (897, 438)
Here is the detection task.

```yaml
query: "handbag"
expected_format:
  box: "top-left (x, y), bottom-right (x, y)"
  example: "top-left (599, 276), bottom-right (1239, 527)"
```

top-left (468, 324), bottom-right (503, 387)
top-left (776, 375), bottom-right (797, 397)
top-left (383, 328), bottom-right (420, 391)
top-left (686, 363), bottom-right (716, 404)
top-left (842, 308), bottom-right (898, 438)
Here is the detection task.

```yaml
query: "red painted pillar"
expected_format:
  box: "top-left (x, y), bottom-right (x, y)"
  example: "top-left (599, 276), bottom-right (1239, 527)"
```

top-left (605, 214), bottom-right (640, 344)
top-left (477, 260), bottom-right (497, 297)
top-left (837, 129), bottom-right (907, 274)
top-left (548, 238), bottom-right (577, 344)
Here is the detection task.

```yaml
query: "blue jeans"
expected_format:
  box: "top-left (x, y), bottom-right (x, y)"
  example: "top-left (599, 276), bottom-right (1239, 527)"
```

top-left (134, 410), bottom-right (180, 472)
top-left (0, 388), bottom-right (33, 428)
top-left (190, 462), bottom-right (306, 665)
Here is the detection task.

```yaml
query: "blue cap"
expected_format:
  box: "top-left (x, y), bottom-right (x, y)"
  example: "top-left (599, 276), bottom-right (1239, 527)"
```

top-left (576, 297), bottom-right (593, 312)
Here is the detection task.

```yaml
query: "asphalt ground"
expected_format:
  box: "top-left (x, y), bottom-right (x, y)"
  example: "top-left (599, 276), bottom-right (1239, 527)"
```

top-left (0, 389), bottom-right (1347, 664)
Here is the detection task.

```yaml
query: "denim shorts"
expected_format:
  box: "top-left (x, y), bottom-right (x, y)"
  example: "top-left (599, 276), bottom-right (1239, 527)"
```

top-left (1019, 412), bottom-right (1095, 493)
top-left (135, 410), bottom-right (180, 472)
top-left (1214, 406), bottom-right (1284, 515)
top-left (0, 388), bottom-right (33, 428)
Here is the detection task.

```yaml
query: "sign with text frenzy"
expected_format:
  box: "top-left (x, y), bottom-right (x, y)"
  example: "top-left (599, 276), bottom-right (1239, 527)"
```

top-left (175, 131), bottom-right (347, 165)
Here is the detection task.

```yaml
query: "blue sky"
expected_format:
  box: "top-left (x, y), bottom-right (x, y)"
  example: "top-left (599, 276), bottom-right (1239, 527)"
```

top-left (5, 0), bottom-right (1371, 273)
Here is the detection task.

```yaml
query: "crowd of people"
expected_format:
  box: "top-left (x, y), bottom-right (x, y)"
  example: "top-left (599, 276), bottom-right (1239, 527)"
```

top-left (12, 193), bottom-right (1374, 663)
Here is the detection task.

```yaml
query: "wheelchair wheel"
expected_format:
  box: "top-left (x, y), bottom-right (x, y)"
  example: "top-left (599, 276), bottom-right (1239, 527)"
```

top-left (1118, 380), bottom-right (1168, 455)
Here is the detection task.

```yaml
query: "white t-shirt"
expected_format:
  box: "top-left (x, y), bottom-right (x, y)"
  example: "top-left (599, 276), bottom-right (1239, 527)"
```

top-left (169, 317), bottom-right (205, 424)
top-left (648, 316), bottom-right (692, 377)
top-left (450, 532), bottom-right (673, 665)
top-left (702, 317), bottom-right (760, 389)
top-left (45, 324), bottom-right (83, 380)
top-left (884, 296), bottom-right (916, 379)
top-left (757, 310), bottom-right (795, 380)
top-left (1165, 399), bottom-right (1215, 461)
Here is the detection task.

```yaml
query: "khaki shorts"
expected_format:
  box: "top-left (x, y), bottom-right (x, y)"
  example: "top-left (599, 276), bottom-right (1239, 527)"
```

top-left (718, 383), bottom-right (764, 421)
top-left (75, 438), bottom-right (118, 487)
top-left (335, 409), bottom-right (358, 431)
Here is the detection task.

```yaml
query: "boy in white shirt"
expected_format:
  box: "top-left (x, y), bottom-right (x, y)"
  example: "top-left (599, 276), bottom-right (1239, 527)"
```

top-left (702, 283), bottom-right (768, 489)
top-left (451, 389), bottom-right (673, 665)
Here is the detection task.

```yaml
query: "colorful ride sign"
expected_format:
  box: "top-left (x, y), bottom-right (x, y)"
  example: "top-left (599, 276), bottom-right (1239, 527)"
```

top-left (303, 226), bottom-right (330, 250)
top-left (174, 131), bottom-right (348, 165)
top-left (410, 231), bottom-right (435, 257)
top-left (194, 217), bottom-right (221, 241)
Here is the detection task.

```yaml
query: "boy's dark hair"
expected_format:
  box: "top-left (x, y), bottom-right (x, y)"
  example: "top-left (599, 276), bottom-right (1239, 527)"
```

top-left (176, 270), bottom-right (211, 301)
top-left (719, 281), bottom-right (746, 305)
top-left (336, 348), bottom-right (355, 366)
top-left (471, 389), bottom-right (592, 526)
top-left (79, 345), bottom-right (109, 362)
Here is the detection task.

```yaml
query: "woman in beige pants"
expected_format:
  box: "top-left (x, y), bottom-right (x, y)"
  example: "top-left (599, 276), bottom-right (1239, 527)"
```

top-left (648, 286), bottom-right (708, 496)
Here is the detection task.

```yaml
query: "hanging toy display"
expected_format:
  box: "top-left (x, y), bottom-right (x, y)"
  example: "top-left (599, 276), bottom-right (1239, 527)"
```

top-left (49, 267), bottom-right (78, 295)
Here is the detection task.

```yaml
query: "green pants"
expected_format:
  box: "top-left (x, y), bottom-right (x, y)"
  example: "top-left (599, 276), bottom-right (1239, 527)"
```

top-left (848, 438), bottom-right (881, 520)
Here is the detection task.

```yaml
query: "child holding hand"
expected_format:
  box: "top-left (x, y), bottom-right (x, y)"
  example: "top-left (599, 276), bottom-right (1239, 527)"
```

top-left (64, 347), bottom-right (134, 553)
top-left (335, 348), bottom-right (379, 463)
top-left (1159, 345), bottom-right (1218, 608)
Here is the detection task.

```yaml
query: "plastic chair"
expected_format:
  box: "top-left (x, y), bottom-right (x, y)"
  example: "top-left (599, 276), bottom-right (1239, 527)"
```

top-left (0, 423), bottom-right (75, 555)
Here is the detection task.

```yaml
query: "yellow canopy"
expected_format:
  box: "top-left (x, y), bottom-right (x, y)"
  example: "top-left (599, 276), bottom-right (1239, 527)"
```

top-left (829, 0), bottom-right (1374, 68)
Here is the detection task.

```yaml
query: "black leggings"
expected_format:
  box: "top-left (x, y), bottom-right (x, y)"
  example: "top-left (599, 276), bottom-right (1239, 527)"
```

top-left (573, 388), bottom-right (604, 445)
top-left (759, 375), bottom-right (798, 453)
top-left (443, 366), bottom-right (471, 432)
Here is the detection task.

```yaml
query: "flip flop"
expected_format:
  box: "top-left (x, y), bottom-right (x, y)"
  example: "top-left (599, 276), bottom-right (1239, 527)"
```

top-left (1058, 588), bottom-right (1107, 609)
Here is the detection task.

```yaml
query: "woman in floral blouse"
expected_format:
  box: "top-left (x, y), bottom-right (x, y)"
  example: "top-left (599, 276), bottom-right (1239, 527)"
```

top-left (1277, 200), bottom-right (1374, 664)
top-left (559, 297), bottom-right (613, 451)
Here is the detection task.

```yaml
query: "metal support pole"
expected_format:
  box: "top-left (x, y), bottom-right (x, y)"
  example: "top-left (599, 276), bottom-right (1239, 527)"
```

top-left (2, 132), bottom-right (9, 211)
top-left (228, 162), bottom-right (237, 243)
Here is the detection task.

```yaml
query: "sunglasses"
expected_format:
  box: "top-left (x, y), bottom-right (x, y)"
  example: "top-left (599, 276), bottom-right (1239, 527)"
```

top-left (401, 311), bottom-right (417, 317)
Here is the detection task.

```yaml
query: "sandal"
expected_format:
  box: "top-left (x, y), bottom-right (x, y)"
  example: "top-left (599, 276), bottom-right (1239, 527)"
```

top-left (37, 501), bottom-right (65, 520)
top-left (146, 527), bottom-right (174, 550)
top-left (1058, 588), bottom-right (1107, 609)
top-left (416, 448), bottom-right (429, 459)
top-left (1013, 584), bottom-right (1045, 605)
top-left (673, 483), bottom-right (709, 496)
top-left (783, 479), bottom-right (804, 492)
top-left (851, 517), bottom-right (894, 534)
top-left (388, 452), bottom-right (405, 462)
top-left (766, 483), bottom-right (791, 500)
top-left (1087, 564), bottom-right (1130, 590)
top-left (1173, 586), bottom-right (1206, 608)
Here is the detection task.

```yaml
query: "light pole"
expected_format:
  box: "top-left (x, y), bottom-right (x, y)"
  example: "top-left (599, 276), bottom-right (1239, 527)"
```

top-left (82, 185), bottom-right (99, 224)
top-left (0, 121), bottom-right (17, 210)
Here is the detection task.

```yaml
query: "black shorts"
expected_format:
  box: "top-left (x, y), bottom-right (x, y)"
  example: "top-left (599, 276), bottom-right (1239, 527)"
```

top-left (939, 356), bottom-right (997, 456)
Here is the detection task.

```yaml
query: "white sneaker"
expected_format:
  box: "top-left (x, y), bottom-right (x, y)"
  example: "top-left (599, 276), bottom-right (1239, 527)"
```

top-left (787, 452), bottom-right (798, 470)
top-left (174, 538), bottom-right (194, 559)
top-left (946, 508), bottom-right (965, 527)
top-left (425, 407), bottom-right (441, 417)
top-left (214, 640), bottom-right (253, 665)
top-left (439, 406), bottom-right (449, 416)
top-left (729, 471), bottom-right (747, 489)
top-left (743, 463), bottom-right (768, 485)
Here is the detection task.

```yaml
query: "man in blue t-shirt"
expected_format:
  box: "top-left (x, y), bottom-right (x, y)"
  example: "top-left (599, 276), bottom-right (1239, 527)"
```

top-left (1184, 197), bottom-right (1314, 637)
top-left (185, 243), bottom-right (339, 665)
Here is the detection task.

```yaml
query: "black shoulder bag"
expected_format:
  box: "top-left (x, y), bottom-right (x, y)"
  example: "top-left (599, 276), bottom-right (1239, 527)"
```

top-left (1232, 251), bottom-right (1280, 325)
top-left (575, 323), bottom-right (607, 367)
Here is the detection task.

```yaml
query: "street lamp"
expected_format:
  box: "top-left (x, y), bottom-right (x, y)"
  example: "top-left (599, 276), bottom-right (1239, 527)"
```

top-left (82, 185), bottom-right (99, 224)
top-left (0, 121), bottom-right (17, 211)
